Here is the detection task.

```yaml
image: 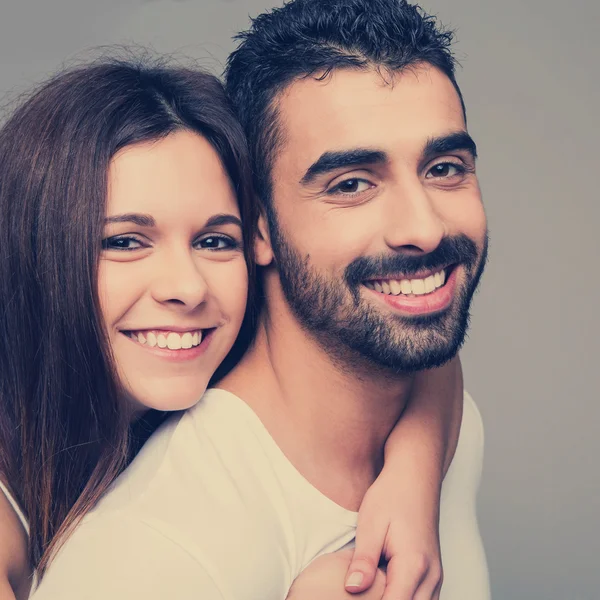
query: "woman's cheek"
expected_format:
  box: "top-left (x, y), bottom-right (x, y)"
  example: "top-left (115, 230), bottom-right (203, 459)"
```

top-left (215, 258), bottom-right (249, 326)
top-left (97, 260), bottom-right (146, 327)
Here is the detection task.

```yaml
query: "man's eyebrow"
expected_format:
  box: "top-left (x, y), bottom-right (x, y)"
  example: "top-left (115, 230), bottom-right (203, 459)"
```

top-left (300, 149), bottom-right (388, 185)
top-left (104, 213), bottom-right (155, 227)
top-left (422, 131), bottom-right (478, 162)
top-left (204, 214), bottom-right (243, 229)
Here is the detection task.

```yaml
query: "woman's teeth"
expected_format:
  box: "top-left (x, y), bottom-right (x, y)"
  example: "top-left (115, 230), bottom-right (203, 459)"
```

top-left (364, 269), bottom-right (446, 296)
top-left (127, 330), bottom-right (203, 350)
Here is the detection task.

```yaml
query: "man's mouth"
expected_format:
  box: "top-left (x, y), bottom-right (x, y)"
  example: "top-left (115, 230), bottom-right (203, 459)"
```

top-left (122, 329), bottom-right (212, 351)
top-left (363, 266), bottom-right (451, 296)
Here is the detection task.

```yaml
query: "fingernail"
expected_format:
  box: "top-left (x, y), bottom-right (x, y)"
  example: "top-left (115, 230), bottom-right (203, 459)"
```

top-left (345, 571), bottom-right (364, 588)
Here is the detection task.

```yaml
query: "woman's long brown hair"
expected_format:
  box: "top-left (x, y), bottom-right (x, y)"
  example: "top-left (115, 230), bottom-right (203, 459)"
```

top-left (0, 54), bottom-right (256, 577)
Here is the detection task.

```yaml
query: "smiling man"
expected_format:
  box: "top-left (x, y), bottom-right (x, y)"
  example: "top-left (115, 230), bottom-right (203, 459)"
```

top-left (222, 0), bottom-right (489, 597)
top-left (255, 69), bottom-right (485, 374)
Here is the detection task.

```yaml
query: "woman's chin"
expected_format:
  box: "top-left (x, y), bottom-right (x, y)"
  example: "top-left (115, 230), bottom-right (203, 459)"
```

top-left (125, 377), bottom-right (211, 415)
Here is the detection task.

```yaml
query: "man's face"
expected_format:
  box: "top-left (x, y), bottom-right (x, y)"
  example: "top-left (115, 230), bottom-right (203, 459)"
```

top-left (264, 64), bottom-right (488, 372)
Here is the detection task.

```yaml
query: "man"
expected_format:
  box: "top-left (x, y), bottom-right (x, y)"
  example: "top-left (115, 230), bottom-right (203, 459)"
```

top-left (33, 1), bottom-right (490, 599)
top-left (222, 1), bottom-right (489, 597)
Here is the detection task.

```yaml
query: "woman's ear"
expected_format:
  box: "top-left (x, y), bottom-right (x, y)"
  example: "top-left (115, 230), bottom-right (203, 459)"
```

top-left (254, 209), bottom-right (274, 267)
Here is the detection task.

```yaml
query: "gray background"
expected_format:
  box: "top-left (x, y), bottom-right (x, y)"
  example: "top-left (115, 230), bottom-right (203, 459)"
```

top-left (1, 1), bottom-right (598, 598)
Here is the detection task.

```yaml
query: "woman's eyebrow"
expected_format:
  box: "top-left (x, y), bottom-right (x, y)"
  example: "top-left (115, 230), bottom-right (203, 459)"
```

top-left (104, 213), bottom-right (242, 229)
top-left (204, 214), bottom-right (243, 228)
top-left (104, 213), bottom-right (155, 227)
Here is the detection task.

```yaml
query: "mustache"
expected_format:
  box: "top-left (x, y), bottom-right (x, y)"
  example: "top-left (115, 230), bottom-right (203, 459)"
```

top-left (345, 234), bottom-right (479, 287)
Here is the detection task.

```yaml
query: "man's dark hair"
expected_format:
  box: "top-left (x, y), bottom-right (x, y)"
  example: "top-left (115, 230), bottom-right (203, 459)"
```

top-left (225, 0), bottom-right (464, 221)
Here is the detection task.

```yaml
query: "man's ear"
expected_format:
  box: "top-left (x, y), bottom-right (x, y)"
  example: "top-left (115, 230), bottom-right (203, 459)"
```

top-left (254, 208), bottom-right (274, 267)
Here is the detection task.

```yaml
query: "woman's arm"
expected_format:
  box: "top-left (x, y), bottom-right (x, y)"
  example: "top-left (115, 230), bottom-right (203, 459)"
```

top-left (0, 482), bottom-right (31, 600)
top-left (385, 354), bottom-right (463, 475)
top-left (345, 356), bottom-right (463, 599)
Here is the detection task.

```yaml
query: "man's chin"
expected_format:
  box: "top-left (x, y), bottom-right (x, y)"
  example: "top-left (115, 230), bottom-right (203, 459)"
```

top-left (345, 302), bottom-right (469, 373)
top-left (370, 339), bottom-right (462, 373)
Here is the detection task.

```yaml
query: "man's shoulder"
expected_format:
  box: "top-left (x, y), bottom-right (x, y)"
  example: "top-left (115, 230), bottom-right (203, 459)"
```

top-left (441, 389), bottom-right (485, 497)
top-left (439, 390), bottom-right (491, 599)
top-left (461, 389), bottom-right (485, 455)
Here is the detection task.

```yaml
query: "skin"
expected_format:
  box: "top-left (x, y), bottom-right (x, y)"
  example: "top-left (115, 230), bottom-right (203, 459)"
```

top-left (0, 482), bottom-right (29, 600)
top-left (99, 131), bottom-right (248, 413)
top-left (267, 65), bottom-right (485, 360)
top-left (222, 63), bottom-right (486, 599)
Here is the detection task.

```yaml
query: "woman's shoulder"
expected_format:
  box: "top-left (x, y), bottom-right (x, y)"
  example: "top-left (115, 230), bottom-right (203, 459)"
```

top-left (0, 479), bottom-right (28, 533)
top-left (0, 478), bottom-right (31, 600)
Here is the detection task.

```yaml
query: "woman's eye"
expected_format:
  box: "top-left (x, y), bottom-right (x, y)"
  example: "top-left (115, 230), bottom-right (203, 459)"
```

top-left (196, 236), bottom-right (237, 251)
top-left (426, 162), bottom-right (465, 179)
top-left (329, 178), bottom-right (373, 195)
top-left (101, 236), bottom-right (143, 251)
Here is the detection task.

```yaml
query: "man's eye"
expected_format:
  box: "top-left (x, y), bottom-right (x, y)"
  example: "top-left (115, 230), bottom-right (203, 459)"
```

top-left (329, 178), bottom-right (373, 195)
top-left (426, 163), bottom-right (465, 178)
top-left (196, 236), bottom-right (238, 251)
top-left (101, 236), bottom-right (143, 251)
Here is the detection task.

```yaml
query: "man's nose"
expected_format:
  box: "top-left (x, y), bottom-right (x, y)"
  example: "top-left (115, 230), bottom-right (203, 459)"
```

top-left (382, 179), bottom-right (446, 254)
top-left (150, 249), bottom-right (209, 310)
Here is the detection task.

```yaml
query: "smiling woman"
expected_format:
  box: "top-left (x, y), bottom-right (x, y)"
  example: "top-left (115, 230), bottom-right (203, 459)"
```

top-left (0, 55), bottom-right (256, 591)
top-left (99, 131), bottom-right (248, 413)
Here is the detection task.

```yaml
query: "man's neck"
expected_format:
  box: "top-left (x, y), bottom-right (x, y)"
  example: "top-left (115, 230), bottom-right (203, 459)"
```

top-left (219, 293), bottom-right (414, 510)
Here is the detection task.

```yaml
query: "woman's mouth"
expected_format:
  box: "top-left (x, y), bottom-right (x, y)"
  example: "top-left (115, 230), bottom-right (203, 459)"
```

top-left (122, 328), bottom-right (212, 350)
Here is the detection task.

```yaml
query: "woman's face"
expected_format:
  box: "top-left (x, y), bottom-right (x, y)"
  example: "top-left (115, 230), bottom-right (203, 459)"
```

top-left (99, 130), bottom-right (248, 413)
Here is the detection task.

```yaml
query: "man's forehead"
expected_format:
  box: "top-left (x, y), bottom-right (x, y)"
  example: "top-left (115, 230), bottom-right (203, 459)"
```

top-left (275, 64), bottom-right (466, 165)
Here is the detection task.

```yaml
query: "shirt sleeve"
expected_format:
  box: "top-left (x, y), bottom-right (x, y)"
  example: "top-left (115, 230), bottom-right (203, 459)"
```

top-left (31, 516), bottom-right (230, 600)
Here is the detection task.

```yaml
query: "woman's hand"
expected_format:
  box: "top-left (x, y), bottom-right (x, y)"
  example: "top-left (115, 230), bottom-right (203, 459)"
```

top-left (344, 466), bottom-right (443, 599)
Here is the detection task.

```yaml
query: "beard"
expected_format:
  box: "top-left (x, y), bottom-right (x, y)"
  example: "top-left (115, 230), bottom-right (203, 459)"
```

top-left (269, 220), bottom-right (488, 374)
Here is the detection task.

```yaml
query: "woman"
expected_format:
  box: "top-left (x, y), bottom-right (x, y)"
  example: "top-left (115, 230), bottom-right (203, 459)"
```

top-left (0, 56), bottom-right (463, 600)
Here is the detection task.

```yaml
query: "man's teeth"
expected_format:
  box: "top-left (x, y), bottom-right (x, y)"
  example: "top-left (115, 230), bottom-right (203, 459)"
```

top-left (128, 330), bottom-right (203, 350)
top-left (365, 269), bottom-right (446, 296)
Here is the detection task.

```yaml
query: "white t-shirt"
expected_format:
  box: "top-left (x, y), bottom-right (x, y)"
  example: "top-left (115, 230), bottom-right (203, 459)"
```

top-left (32, 388), bottom-right (490, 600)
